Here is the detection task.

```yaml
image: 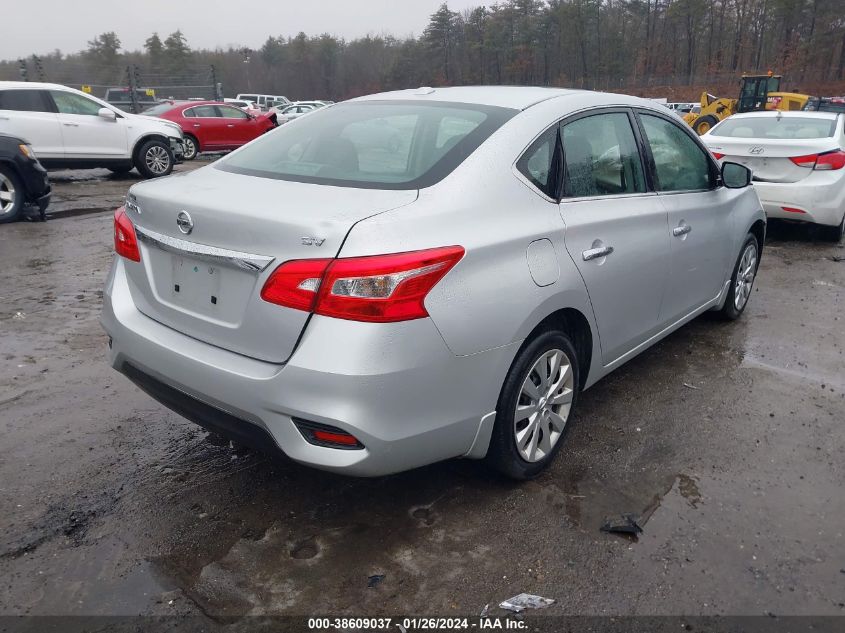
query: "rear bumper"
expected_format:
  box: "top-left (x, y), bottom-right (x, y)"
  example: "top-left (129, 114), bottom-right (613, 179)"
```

top-left (101, 257), bottom-right (515, 476)
top-left (753, 176), bottom-right (845, 226)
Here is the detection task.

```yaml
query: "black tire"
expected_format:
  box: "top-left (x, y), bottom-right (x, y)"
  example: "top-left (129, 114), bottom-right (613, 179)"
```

top-left (134, 139), bottom-right (174, 179)
top-left (485, 329), bottom-right (580, 480)
top-left (107, 165), bottom-right (134, 175)
top-left (720, 234), bottom-right (760, 320)
top-left (693, 114), bottom-right (720, 135)
top-left (820, 213), bottom-right (845, 242)
top-left (182, 135), bottom-right (198, 161)
top-left (0, 164), bottom-right (25, 224)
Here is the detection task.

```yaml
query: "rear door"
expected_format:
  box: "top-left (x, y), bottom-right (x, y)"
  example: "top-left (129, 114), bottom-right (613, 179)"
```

top-left (49, 90), bottom-right (128, 158)
top-left (184, 105), bottom-right (226, 149)
top-left (557, 109), bottom-right (671, 365)
top-left (636, 110), bottom-right (734, 324)
top-left (0, 89), bottom-right (63, 158)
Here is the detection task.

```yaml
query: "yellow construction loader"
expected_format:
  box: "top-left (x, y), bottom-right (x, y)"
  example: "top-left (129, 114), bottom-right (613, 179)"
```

top-left (684, 73), bottom-right (811, 135)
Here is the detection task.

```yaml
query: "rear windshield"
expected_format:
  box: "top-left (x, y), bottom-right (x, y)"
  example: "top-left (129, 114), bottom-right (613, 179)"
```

top-left (216, 100), bottom-right (517, 189)
top-left (710, 116), bottom-right (837, 139)
top-left (142, 103), bottom-right (177, 116)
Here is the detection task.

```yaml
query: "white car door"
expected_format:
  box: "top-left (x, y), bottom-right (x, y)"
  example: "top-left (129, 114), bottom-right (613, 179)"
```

top-left (49, 90), bottom-right (129, 158)
top-left (0, 88), bottom-right (63, 158)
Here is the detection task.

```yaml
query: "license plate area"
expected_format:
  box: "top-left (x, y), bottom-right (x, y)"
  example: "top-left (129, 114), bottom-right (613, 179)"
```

top-left (171, 256), bottom-right (223, 313)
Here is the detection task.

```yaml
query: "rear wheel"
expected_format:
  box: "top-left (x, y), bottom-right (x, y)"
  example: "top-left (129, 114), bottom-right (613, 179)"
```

top-left (135, 139), bottom-right (174, 179)
top-left (485, 330), bottom-right (580, 480)
top-left (0, 165), bottom-right (24, 224)
top-left (820, 212), bottom-right (845, 242)
top-left (720, 234), bottom-right (759, 320)
top-left (693, 115), bottom-right (719, 135)
top-left (182, 135), bottom-right (198, 161)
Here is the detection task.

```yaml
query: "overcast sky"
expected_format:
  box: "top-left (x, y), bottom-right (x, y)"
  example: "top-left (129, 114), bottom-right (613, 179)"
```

top-left (2, 0), bottom-right (482, 60)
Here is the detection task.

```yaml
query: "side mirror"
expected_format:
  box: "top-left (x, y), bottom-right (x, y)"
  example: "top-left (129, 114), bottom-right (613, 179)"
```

top-left (98, 107), bottom-right (117, 121)
top-left (721, 161), bottom-right (752, 188)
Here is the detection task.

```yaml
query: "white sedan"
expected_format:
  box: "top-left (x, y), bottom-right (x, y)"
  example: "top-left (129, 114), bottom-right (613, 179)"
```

top-left (702, 111), bottom-right (845, 241)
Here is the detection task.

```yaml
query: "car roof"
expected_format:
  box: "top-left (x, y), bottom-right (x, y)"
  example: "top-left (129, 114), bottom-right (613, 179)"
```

top-left (0, 81), bottom-right (75, 91)
top-left (728, 110), bottom-right (840, 121)
top-left (350, 86), bottom-right (589, 110)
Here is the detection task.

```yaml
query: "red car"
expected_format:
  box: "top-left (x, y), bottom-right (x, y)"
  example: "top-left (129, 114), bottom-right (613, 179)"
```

top-left (145, 101), bottom-right (276, 160)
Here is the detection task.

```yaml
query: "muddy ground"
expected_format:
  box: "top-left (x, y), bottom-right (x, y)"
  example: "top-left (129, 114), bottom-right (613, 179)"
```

top-left (0, 160), bottom-right (843, 627)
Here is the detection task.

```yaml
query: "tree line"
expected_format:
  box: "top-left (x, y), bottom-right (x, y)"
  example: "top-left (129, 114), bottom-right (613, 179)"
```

top-left (3, 1), bottom-right (845, 102)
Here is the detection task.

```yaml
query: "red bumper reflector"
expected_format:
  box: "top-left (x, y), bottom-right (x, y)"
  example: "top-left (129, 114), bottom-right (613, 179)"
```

top-left (781, 206), bottom-right (806, 214)
top-left (312, 430), bottom-right (360, 446)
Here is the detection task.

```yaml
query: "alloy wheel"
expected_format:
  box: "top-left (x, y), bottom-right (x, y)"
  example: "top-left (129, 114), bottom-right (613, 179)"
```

top-left (734, 242), bottom-right (757, 311)
top-left (0, 171), bottom-right (16, 216)
top-left (514, 348), bottom-right (574, 463)
top-left (183, 137), bottom-right (197, 160)
top-left (145, 146), bottom-right (171, 175)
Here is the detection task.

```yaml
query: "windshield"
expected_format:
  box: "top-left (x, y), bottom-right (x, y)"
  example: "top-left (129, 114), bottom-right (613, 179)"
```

top-left (217, 100), bottom-right (516, 189)
top-left (711, 116), bottom-right (836, 139)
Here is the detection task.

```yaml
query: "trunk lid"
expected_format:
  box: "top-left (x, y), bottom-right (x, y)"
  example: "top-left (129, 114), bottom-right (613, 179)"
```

top-left (706, 137), bottom-right (839, 183)
top-left (124, 166), bottom-right (417, 363)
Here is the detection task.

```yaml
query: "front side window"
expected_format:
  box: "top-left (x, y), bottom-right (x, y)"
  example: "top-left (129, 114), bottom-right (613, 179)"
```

top-left (217, 101), bottom-right (516, 189)
top-left (217, 105), bottom-right (248, 119)
top-left (50, 91), bottom-right (103, 116)
top-left (0, 90), bottom-right (51, 112)
top-left (515, 127), bottom-right (558, 198)
top-left (562, 112), bottom-right (646, 198)
top-left (640, 113), bottom-right (712, 192)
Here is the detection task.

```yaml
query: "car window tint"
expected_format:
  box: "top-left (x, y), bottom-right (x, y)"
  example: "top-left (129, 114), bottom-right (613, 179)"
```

top-left (219, 101), bottom-right (514, 189)
top-left (217, 106), bottom-right (248, 119)
top-left (515, 127), bottom-right (557, 197)
top-left (189, 105), bottom-right (218, 118)
top-left (340, 115), bottom-right (416, 176)
top-left (562, 112), bottom-right (645, 197)
top-left (436, 113), bottom-right (485, 149)
top-left (0, 90), bottom-right (51, 112)
top-left (640, 114), bottom-right (712, 191)
top-left (50, 91), bottom-right (103, 116)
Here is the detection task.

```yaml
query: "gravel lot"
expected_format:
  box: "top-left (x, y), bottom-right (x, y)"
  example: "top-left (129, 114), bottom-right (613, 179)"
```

top-left (1, 160), bottom-right (843, 626)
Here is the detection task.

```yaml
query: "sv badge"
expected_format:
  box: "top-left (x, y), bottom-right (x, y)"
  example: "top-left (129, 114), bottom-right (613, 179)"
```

top-left (301, 236), bottom-right (326, 246)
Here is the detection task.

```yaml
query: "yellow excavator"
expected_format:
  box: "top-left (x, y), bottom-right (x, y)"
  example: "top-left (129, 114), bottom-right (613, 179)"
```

top-left (684, 73), bottom-right (811, 135)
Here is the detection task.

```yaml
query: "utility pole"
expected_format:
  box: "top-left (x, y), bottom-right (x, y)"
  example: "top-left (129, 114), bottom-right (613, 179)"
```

top-left (210, 65), bottom-right (222, 100)
top-left (127, 65), bottom-right (140, 114)
top-left (17, 59), bottom-right (28, 81)
top-left (32, 56), bottom-right (45, 81)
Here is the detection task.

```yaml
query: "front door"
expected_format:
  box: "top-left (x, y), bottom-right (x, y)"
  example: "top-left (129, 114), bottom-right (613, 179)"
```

top-left (215, 104), bottom-right (254, 146)
top-left (635, 111), bottom-right (735, 324)
top-left (49, 90), bottom-right (128, 158)
top-left (558, 110), bottom-right (671, 365)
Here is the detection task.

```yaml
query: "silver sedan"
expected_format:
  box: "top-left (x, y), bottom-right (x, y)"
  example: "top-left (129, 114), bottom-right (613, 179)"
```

top-left (102, 87), bottom-right (765, 478)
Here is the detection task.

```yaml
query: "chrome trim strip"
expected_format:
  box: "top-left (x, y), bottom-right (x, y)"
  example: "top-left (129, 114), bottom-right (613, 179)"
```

top-left (134, 225), bottom-right (275, 272)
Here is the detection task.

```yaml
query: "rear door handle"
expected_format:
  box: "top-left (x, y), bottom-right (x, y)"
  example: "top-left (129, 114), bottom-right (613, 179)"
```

top-left (63, 122), bottom-right (79, 127)
top-left (673, 225), bottom-right (692, 237)
top-left (193, 124), bottom-right (201, 127)
top-left (582, 246), bottom-right (614, 261)
top-left (227, 124), bottom-right (235, 128)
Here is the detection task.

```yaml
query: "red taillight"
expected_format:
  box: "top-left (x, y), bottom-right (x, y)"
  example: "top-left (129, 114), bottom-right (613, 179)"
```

top-left (712, 152), bottom-right (725, 160)
top-left (113, 207), bottom-right (140, 262)
top-left (814, 149), bottom-right (845, 170)
top-left (312, 430), bottom-right (359, 446)
top-left (789, 150), bottom-right (845, 170)
top-left (261, 246), bottom-right (465, 322)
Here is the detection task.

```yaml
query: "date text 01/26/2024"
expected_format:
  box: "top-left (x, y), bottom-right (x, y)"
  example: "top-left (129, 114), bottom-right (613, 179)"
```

top-left (307, 617), bottom-right (527, 630)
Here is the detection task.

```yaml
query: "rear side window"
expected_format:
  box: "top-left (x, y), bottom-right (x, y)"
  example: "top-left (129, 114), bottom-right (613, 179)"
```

top-left (0, 90), bottom-right (51, 112)
top-left (640, 114), bottom-right (712, 192)
top-left (562, 112), bottom-right (646, 198)
top-left (710, 116), bottom-right (836, 139)
top-left (516, 127), bottom-right (559, 198)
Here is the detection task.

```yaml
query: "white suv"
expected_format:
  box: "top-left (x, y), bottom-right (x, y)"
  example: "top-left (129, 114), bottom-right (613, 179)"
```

top-left (0, 82), bottom-right (184, 178)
